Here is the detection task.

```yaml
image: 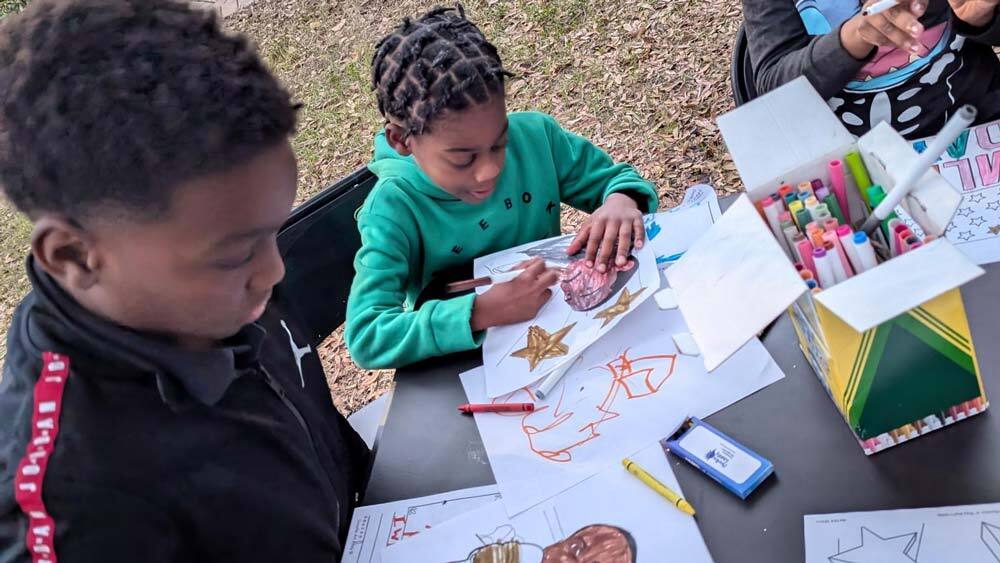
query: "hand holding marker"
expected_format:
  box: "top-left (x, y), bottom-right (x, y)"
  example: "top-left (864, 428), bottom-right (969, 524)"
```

top-left (858, 105), bottom-right (977, 235)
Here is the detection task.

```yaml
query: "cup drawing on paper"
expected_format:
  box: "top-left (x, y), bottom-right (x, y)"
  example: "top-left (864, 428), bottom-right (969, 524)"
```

top-left (453, 524), bottom-right (637, 563)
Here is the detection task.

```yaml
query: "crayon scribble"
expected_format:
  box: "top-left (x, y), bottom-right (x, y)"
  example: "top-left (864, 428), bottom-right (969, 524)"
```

top-left (496, 349), bottom-right (676, 463)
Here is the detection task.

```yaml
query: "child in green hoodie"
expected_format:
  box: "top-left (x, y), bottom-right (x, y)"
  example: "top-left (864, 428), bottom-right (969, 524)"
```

top-left (345, 6), bottom-right (659, 369)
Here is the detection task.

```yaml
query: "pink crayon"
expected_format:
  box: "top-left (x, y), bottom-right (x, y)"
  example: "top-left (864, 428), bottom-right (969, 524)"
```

top-left (828, 160), bottom-right (851, 224)
top-left (796, 238), bottom-right (818, 280)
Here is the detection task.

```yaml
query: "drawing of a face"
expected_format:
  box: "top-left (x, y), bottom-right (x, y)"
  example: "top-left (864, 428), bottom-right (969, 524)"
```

top-left (559, 257), bottom-right (636, 311)
top-left (541, 525), bottom-right (636, 563)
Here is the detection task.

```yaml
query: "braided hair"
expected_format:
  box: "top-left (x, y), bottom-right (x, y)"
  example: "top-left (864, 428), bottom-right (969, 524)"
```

top-left (371, 5), bottom-right (509, 136)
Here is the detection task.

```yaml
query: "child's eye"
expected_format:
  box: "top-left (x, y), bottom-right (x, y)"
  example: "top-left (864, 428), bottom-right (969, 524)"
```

top-left (216, 251), bottom-right (255, 270)
top-left (453, 154), bottom-right (477, 169)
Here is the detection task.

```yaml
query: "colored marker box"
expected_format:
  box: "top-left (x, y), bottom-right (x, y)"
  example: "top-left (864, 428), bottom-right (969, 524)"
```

top-left (708, 78), bottom-right (989, 457)
top-left (662, 417), bottom-right (774, 500)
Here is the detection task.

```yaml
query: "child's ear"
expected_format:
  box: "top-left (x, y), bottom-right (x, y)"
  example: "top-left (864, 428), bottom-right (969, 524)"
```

top-left (31, 216), bottom-right (101, 290)
top-left (385, 123), bottom-right (413, 156)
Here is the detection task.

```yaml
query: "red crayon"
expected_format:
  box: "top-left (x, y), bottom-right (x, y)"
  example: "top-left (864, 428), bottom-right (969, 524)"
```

top-left (459, 402), bottom-right (535, 414)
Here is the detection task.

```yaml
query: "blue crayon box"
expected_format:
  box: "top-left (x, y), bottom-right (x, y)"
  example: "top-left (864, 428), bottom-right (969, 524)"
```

top-left (661, 417), bottom-right (774, 500)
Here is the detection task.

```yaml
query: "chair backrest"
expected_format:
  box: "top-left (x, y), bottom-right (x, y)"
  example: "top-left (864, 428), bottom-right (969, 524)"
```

top-left (277, 166), bottom-right (377, 346)
top-left (731, 22), bottom-right (758, 107)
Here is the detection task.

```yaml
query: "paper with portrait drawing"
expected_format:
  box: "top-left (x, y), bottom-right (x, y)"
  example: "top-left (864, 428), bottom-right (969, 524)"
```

top-left (475, 234), bottom-right (659, 398)
top-left (462, 296), bottom-right (784, 517)
top-left (380, 441), bottom-right (712, 563)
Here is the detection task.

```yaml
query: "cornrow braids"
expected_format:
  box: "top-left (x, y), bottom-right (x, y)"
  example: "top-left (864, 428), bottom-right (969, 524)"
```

top-left (371, 4), bottom-right (510, 136)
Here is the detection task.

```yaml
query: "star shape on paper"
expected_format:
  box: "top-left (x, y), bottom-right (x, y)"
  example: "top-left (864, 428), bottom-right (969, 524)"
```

top-left (988, 200), bottom-right (1000, 212)
top-left (957, 206), bottom-right (975, 218)
top-left (983, 522), bottom-right (1000, 560)
top-left (829, 526), bottom-right (921, 563)
top-left (990, 225), bottom-right (1000, 236)
top-left (966, 193), bottom-right (987, 205)
top-left (969, 216), bottom-right (987, 228)
top-left (593, 287), bottom-right (646, 328)
top-left (958, 230), bottom-right (975, 241)
top-left (510, 322), bottom-right (576, 371)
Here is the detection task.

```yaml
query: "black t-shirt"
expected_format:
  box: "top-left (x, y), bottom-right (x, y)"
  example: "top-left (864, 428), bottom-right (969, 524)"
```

top-left (743, 0), bottom-right (1000, 138)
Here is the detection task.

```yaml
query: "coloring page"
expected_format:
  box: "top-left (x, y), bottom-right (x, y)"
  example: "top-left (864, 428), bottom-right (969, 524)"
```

top-left (911, 119), bottom-right (1000, 265)
top-left (475, 234), bottom-right (659, 398)
top-left (644, 183), bottom-right (723, 268)
top-left (805, 502), bottom-right (1000, 562)
top-left (381, 442), bottom-right (713, 563)
top-left (462, 295), bottom-right (784, 516)
top-left (342, 485), bottom-right (501, 563)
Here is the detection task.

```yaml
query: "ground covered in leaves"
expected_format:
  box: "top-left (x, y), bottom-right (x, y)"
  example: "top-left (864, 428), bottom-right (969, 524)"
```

top-left (0, 0), bottom-right (744, 416)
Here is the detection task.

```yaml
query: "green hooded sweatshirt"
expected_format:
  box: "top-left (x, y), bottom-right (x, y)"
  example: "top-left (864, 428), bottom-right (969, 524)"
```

top-left (345, 111), bottom-right (657, 369)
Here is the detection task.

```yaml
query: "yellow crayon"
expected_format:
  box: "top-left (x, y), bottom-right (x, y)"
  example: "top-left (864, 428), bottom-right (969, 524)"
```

top-left (622, 458), bottom-right (696, 516)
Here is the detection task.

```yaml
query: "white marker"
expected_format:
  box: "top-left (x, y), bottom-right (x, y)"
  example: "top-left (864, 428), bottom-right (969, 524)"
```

top-left (535, 355), bottom-right (584, 400)
top-left (812, 248), bottom-right (837, 289)
top-left (861, 0), bottom-right (899, 17)
top-left (837, 225), bottom-right (864, 275)
top-left (852, 231), bottom-right (879, 273)
top-left (761, 196), bottom-right (792, 259)
top-left (860, 105), bottom-right (977, 235)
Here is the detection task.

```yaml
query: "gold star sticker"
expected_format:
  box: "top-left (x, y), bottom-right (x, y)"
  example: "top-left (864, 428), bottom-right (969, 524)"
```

top-left (511, 323), bottom-right (576, 371)
top-left (990, 225), bottom-right (1000, 235)
top-left (593, 287), bottom-right (646, 328)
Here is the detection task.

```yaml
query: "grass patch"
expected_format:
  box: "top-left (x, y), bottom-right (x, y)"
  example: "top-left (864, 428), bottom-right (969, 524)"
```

top-left (0, 0), bottom-right (28, 19)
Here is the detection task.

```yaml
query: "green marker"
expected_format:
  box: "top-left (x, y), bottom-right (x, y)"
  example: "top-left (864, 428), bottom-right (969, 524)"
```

top-left (795, 208), bottom-right (813, 233)
top-left (867, 186), bottom-right (896, 245)
top-left (823, 193), bottom-right (847, 225)
top-left (845, 151), bottom-right (873, 207)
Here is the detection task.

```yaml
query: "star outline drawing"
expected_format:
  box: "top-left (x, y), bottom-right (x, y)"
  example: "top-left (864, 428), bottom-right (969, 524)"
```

top-left (828, 525), bottom-right (923, 563)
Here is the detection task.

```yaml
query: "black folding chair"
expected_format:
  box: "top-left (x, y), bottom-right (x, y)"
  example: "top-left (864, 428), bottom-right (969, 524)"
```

top-left (276, 166), bottom-right (377, 347)
top-left (731, 23), bottom-right (758, 107)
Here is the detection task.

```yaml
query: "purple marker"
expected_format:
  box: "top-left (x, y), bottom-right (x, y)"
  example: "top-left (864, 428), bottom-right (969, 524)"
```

top-left (815, 186), bottom-right (830, 201)
top-left (811, 179), bottom-right (824, 193)
top-left (812, 247), bottom-right (837, 289)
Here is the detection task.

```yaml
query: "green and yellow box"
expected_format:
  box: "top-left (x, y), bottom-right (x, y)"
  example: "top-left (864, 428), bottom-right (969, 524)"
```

top-left (686, 78), bottom-right (990, 455)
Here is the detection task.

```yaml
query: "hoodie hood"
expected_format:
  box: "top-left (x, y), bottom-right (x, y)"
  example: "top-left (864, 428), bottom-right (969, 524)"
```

top-left (367, 130), bottom-right (461, 201)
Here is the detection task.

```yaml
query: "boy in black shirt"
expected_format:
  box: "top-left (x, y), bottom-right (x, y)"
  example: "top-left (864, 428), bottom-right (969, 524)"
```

top-left (0, 1), bottom-right (369, 560)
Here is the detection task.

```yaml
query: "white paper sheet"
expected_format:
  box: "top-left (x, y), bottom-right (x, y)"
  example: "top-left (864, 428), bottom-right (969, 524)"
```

top-left (342, 485), bottom-right (501, 563)
top-left (805, 502), bottom-right (1000, 563)
top-left (476, 235), bottom-right (659, 398)
top-left (911, 119), bottom-right (1000, 265)
top-left (382, 442), bottom-right (713, 563)
top-left (666, 194), bottom-right (807, 371)
top-left (462, 295), bottom-right (784, 516)
top-left (644, 184), bottom-right (723, 269)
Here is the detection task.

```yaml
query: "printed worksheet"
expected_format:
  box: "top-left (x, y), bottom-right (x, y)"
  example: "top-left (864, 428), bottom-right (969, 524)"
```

top-left (805, 502), bottom-right (1000, 562)
top-left (342, 485), bottom-right (501, 563)
top-left (913, 119), bottom-right (1000, 265)
top-left (382, 442), bottom-right (713, 563)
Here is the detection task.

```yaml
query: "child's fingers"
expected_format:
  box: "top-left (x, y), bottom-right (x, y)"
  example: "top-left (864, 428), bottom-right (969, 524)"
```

top-left (615, 222), bottom-right (632, 267)
top-left (885, 5), bottom-right (922, 38)
top-left (632, 216), bottom-right (645, 249)
top-left (520, 257), bottom-right (546, 279)
top-left (584, 218), bottom-right (607, 267)
top-left (536, 268), bottom-right (561, 289)
top-left (595, 220), bottom-right (619, 272)
top-left (567, 224), bottom-right (591, 256)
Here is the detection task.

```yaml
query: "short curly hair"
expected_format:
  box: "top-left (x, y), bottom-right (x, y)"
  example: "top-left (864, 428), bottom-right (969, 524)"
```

top-left (0, 0), bottom-right (298, 220)
top-left (371, 5), bottom-right (509, 136)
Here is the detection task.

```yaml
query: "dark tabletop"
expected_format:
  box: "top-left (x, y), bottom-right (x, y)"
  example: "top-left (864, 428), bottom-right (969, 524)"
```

top-left (363, 245), bottom-right (1000, 563)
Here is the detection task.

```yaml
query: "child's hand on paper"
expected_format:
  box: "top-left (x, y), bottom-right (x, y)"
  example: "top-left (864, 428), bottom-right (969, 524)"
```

top-left (567, 192), bottom-right (644, 273)
top-left (470, 258), bottom-right (560, 331)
